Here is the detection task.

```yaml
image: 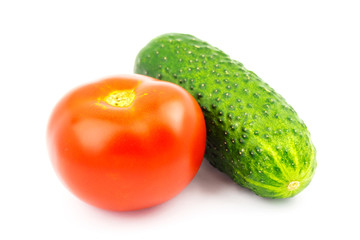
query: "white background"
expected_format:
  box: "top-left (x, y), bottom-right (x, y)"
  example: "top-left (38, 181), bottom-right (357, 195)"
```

top-left (1, 0), bottom-right (359, 239)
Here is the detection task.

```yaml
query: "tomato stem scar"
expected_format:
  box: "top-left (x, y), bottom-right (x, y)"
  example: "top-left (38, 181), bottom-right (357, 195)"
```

top-left (104, 89), bottom-right (136, 107)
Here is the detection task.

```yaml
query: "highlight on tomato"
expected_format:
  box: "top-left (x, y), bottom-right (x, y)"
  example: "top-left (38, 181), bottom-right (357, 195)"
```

top-left (47, 74), bottom-right (206, 211)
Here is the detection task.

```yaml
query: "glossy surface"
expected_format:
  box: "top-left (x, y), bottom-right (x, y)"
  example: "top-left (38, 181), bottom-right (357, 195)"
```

top-left (47, 74), bottom-right (206, 211)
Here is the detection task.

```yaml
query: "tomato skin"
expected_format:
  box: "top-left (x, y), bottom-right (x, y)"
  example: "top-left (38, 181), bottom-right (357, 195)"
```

top-left (47, 74), bottom-right (206, 211)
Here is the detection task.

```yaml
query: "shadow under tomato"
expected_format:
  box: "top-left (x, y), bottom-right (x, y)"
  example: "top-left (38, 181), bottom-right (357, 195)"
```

top-left (84, 199), bottom-right (172, 219)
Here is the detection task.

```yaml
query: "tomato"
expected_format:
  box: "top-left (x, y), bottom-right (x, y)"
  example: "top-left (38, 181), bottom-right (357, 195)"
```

top-left (47, 74), bottom-right (206, 211)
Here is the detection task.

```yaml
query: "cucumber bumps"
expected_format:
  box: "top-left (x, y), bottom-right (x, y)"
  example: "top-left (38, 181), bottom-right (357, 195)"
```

top-left (134, 33), bottom-right (316, 198)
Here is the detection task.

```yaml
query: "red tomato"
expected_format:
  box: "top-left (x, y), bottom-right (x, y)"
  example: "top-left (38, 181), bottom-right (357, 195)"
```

top-left (47, 74), bottom-right (206, 211)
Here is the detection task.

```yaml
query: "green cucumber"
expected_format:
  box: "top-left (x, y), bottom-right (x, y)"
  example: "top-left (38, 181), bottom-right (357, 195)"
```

top-left (134, 33), bottom-right (316, 198)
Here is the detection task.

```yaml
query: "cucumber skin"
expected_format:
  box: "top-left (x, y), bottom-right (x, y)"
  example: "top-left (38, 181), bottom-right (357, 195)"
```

top-left (134, 33), bottom-right (316, 198)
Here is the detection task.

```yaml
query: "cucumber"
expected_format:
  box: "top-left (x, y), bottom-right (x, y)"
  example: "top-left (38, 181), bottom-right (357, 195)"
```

top-left (134, 33), bottom-right (316, 198)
